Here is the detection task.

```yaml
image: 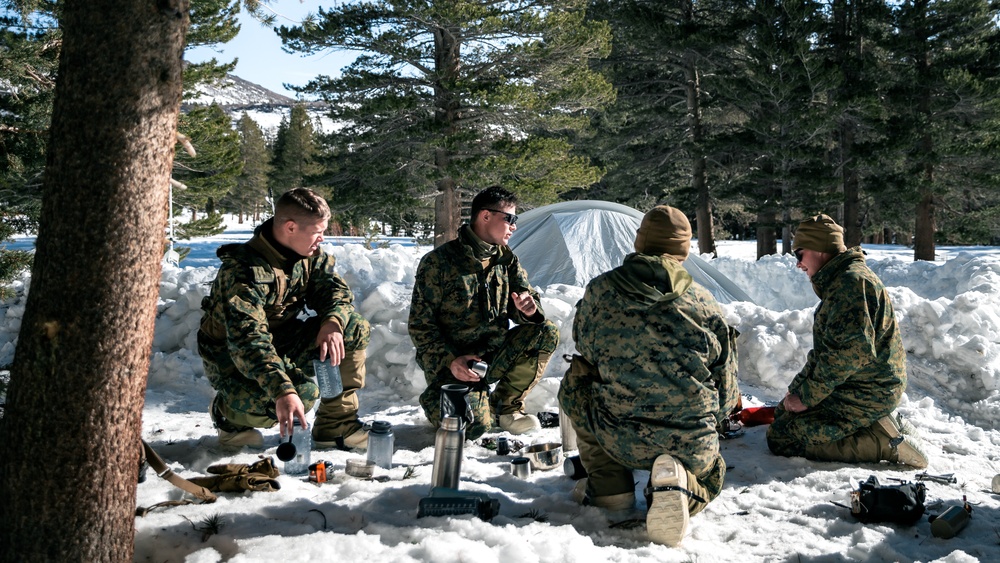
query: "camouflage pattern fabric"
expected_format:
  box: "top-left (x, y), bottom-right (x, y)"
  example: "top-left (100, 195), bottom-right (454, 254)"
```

top-left (418, 322), bottom-right (558, 439)
top-left (767, 247), bottom-right (905, 457)
top-left (198, 220), bottom-right (370, 429)
top-left (559, 253), bottom-right (740, 481)
top-left (409, 225), bottom-right (559, 439)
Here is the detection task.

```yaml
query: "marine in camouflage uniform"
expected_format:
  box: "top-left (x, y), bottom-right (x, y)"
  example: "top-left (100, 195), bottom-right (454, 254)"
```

top-left (767, 215), bottom-right (926, 468)
top-left (198, 190), bottom-right (371, 448)
top-left (559, 206), bottom-right (740, 524)
top-left (408, 187), bottom-right (559, 440)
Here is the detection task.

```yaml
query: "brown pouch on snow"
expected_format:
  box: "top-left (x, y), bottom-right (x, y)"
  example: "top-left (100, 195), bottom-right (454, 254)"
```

top-left (206, 457), bottom-right (279, 478)
top-left (189, 472), bottom-right (281, 493)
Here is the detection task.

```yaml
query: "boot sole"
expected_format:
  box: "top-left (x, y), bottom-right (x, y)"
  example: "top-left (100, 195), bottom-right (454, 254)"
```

top-left (646, 455), bottom-right (689, 547)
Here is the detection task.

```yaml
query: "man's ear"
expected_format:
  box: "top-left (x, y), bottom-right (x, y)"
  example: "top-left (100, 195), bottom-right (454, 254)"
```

top-left (276, 218), bottom-right (297, 239)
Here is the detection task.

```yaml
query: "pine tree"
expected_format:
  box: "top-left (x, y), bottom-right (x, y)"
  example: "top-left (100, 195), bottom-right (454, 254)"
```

top-left (817, 0), bottom-right (896, 246)
top-left (721, 0), bottom-right (839, 258)
top-left (172, 103), bottom-right (242, 236)
top-left (224, 112), bottom-right (272, 223)
top-left (277, 0), bottom-right (613, 246)
top-left (584, 0), bottom-right (748, 256)
top-left (886, 0), bottom-right (1000, 259)
top-left (182, 0), bottom-right (240, 97)
top-left (269, 103), bottom-right (322, 193)
top-left (0, 5), bottom-right (59, 232)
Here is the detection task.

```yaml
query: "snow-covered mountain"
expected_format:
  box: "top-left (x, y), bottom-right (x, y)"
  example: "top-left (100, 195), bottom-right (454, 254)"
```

top-left (184, 74), bottom-right (338, 138)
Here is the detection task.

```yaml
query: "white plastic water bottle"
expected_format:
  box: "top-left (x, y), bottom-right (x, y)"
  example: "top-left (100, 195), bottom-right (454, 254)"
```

top-left (313, 357), bottom-right (344, 399)
top-left (283, 420), bottom-right (311, 475)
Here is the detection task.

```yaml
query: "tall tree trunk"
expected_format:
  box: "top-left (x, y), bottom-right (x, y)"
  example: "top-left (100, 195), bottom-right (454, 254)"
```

top-left (683, 47), bottom-right (715, 256)
top-left (433, 172), bottom-right (460, 248)
top-left (914, 189), bottom-right (936, 261)
top-left (0, 1), bottom-right (188, 561)
top-left (432, 25), bottom-right (462, 247)
top-left (842, 151), bottom-right (862, 246)
top-left (756, 211), bottom-right (777, 260)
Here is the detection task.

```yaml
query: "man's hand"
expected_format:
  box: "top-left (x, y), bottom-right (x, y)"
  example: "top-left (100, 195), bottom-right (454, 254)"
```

top-left (450, 355), bottom-right (484, 383)
top-left (316, 319), bottom-right (345, 365)
top-left (275, 393), bottom-right (308, 437)
top-left (511, 291), bottom-right (537, 317)
top-left (782, 392), bottom-right (808, 413)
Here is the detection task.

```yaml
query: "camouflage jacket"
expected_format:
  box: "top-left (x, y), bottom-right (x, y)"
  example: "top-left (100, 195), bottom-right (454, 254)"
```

top-left (408, 225), bottom-right (546, 378)
top-left (198, 219), bottom-right (357, 400)
top-left (789, 247), bottom-right (905, 417)
top-left (573, 253), bottom-right (740, 470)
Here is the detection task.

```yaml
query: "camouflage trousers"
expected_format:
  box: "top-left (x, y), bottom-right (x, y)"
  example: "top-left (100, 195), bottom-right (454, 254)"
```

top-left (558, 355), bottom-right (724, 513)
top-left (419, 320), bottom-right (559, 440)
top-left (766, 400), bottom-right (893, 459)
top-left (203, 312), bottom-right (370, 431)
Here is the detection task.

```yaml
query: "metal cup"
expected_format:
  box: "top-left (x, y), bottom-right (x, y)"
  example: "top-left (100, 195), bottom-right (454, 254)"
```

top-left (510, 457), bottom-right (531, 478)
top-left (468, 361), bottom-right (488, 378)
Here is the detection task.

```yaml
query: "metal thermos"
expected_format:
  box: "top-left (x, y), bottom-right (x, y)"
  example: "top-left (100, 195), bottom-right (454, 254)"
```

top-left (931, 503), bottom-right (971, 539)
top-left (431, 416), bottom-right (465, 489)
top-left (559, 409), bottom-right (578, 452)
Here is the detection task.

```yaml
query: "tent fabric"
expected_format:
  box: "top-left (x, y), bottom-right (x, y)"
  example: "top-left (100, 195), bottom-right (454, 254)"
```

top-left (508, 200), bottom-right (754, 305)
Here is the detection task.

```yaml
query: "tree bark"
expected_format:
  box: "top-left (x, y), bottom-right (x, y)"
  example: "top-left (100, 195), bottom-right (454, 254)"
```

top-left (683, 47), bottom-right (715, 257)
top-left (432, 24), bottom-right (462, 247)
top-left (0, 1), bottom-right (189, 561)
top-left (914, 190), bottom-right (936, 261)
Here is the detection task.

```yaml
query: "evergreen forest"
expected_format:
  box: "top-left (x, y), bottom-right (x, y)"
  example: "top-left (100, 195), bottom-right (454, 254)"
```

top-left (4, 0), bottom-right (1000, 282)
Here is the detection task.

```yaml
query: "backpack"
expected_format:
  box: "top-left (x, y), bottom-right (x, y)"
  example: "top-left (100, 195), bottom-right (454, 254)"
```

top-left (849, 475), bottom-right (926, 525)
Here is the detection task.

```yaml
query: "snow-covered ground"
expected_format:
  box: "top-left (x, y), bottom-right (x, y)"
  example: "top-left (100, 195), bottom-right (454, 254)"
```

top-left (2, 219), bottom-right (998, 562)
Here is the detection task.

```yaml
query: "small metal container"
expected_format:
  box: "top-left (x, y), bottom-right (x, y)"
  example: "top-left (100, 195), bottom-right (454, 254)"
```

top-left (510, 457), bottom-right (531, 478)
top-left (469, 361), bottom-right (488, 378)
top-left (345, 458), bottom-right (375, 479)
top-left (523, 442), bottom-right (562, 471)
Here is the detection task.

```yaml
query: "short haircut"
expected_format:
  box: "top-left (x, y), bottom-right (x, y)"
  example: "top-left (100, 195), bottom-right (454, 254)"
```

top-left (470, 186), bottom-right (518, 224)
top-left (274, 188), bottom-right (331, 224)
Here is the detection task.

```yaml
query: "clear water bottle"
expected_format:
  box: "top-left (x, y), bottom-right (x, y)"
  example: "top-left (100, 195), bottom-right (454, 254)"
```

top-left (284, 420), bottom-right (311, 475)
top-left (312, 357), bottom-right (344, 399)
top-left (431, 416), bottom-right (465, 489)
top-left (367, 420), bottom-right (394, 469)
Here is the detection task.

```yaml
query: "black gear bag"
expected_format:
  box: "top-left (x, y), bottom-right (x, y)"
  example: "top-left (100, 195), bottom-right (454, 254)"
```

top-left (849, 475), bottom-right (926, 525)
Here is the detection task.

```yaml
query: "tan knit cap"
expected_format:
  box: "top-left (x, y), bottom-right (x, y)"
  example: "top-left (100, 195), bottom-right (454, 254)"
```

top-left (793, 214), bottom-right (846, 255)
top-left (634, 205), bottom-right (691, 261)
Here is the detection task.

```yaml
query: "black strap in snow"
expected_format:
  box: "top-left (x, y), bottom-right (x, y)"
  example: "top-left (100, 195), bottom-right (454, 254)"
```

top-left (643, 484), bottom-right (707, 504)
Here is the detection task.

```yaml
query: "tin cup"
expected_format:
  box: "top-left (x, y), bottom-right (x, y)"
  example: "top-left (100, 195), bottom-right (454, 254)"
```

top-left (510, 457), bottom-right (531, 479)
top-left (345, 458), bottom-right (375, 479)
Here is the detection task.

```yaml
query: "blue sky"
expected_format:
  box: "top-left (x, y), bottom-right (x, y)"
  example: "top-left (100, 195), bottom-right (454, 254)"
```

top-left (185, 2), bottom-right (358, 97)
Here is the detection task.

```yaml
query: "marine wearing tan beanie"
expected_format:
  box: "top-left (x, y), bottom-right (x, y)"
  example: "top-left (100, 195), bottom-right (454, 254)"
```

top-left (634, 205), bottom-right (691, 262)
top-left (793, 214), bottom-right (847, 255)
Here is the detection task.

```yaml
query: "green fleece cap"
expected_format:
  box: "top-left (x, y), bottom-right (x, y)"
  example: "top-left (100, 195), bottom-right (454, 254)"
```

top-left (793, 214), bottom-right (846, 254)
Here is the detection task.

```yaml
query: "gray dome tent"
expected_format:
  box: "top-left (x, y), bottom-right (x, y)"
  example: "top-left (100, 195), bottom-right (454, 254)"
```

top-left (508, 200), bottom-right (753, 304)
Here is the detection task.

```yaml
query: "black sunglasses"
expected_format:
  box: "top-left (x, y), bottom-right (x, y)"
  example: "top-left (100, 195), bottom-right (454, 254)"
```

top-left (794, 248), bottom-right (805, 263)
top-left (485, 208), bottom-right (518, 226)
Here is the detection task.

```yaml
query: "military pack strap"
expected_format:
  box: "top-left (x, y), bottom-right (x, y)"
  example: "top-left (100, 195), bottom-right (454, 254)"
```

top-left (141, 440), bottom-right (217, 503)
